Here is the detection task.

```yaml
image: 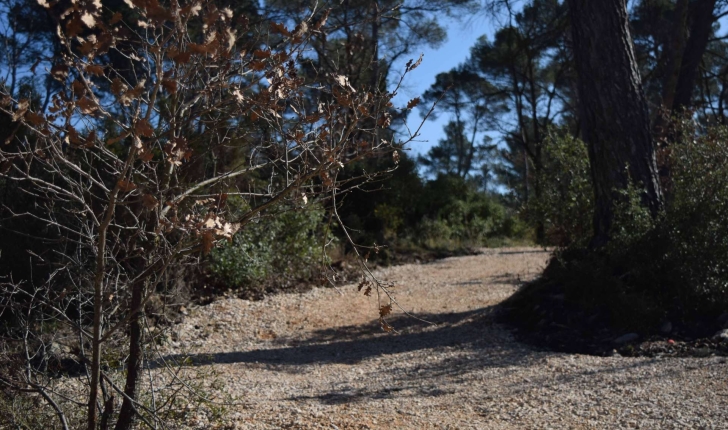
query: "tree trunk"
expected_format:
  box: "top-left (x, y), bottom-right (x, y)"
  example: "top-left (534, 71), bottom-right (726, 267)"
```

top-left (568, 0), bottom-right (663, 247)
top-left (661, 0), bottom-right (690, 112)
top-left (114, 282), bottom-right (144, 430)
top-left (672, 0), bottom-right (717, 112)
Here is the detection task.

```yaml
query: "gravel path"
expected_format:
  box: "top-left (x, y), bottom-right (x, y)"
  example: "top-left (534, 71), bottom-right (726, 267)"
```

top-left (163, 248), bottom-right (728, 429)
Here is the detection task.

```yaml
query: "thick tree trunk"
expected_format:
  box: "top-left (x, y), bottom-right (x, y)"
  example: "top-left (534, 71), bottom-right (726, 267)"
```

top-left (568, 0), bottom-right (663, 247)
top-left (672, 0), bottom-right (717, 112)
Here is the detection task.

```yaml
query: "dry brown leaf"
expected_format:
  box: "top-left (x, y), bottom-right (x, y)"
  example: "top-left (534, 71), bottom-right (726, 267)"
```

top-left (77, 97), bottom-right (98, 114)
top-left (225, 29), bottom-right (236, 51)
top-left (106, 131), bottom-right (129, 146)
top-left (65, 14), bottom-right (84, 38)
top-left (379, 304), bottom-right (392, 318)
top-left (51, 64), bottom-right (69, 82)
top-left (110, 78), bottom-right (127, 96)
top-left (406, 54), bottom-right (423, 72)
top-left (292, 21), bottom-right (308, 38)
top-left (314, 9), bottom-right (331, 31)
top-left (142, 193), bottom-right (159, 210)
top-left (357, 279), bottom-right (368, 292)
top-left (270, 22), bottom-right (289, 36)
top-left (25, 111), bottom-right (45, 127)
top-left (172, 51), bottom-right (192, 64)
top-left (135, 119), bottom-right (154, 137)
top-left (117, 179), bottom-right (137, 192)
top-left (333, 74), bottom-right (356, 93)
top-left (188, 43), bottom-right (208, 54)
top-left (379, 318), bottom-right (394, 332)
top-left (66, 126), bottom-right (81, 145)
top-left (253, 49), bottom-right (271, 59)
top-left (406, 97), bottom-right (420, 109)
top-left (72, 80), bottom-right (86, 96)
top-left (377, 112), bottom-right (392, 128)
top-left (250, 60), bottom-right (266, 71)
top-left (109, 12), bottom-right (122, 25)
top-left (161, 79), bottom-right (177, 94)
top-left (86, 64), bottom-right (104, 76)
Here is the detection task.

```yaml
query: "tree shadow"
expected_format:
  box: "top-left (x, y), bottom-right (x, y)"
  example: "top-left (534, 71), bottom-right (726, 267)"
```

top-left (154, 304), bottom-right (714, 406)
top-left (157, 307), bottom-right (535, 371)
top-left (497, 249), bottom-right (551, 255)
top-left (487, 273), bottom-right (526, 286)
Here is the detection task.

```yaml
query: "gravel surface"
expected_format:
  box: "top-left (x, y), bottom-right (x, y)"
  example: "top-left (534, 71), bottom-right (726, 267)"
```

top-left (161, 248), bottom-right (728, 429)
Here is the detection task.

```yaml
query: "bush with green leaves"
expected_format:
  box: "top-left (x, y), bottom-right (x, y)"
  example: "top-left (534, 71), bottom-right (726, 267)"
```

top-left (531, 124), bottom-right (728, 332)
top-left (207, 201), bottom-right (333, 290)
top-left (336, 154), bottom-right (530, 257)
top-left (530, 131), bottom-right (593, 247)
top-left (408, 174), bottom-right (528, 249)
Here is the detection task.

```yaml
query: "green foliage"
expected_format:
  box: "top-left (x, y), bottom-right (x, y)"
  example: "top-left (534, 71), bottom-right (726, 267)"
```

top-left (207, 200), bottom-right (332, 289)
top-left (336, 153), bottom-right (530, 260)
top-left (414, 174), bottom-right (520, 246)
top-left (533, 124), bottom-right (728, 332)
top-left (529, 131), bottom-right (593, 246)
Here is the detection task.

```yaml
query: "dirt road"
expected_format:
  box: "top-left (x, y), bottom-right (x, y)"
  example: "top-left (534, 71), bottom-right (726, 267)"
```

top-left (164, 248), bottom-right (728, 429)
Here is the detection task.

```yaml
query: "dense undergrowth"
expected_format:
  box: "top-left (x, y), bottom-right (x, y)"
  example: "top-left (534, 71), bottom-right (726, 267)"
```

top-left (202, 154), bottom-right (531, 299)
top-left (500, 122), bottom-right (728, 353)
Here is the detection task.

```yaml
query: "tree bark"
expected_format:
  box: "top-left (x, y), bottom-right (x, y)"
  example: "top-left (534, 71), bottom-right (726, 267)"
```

top-left (568, 0), bottom-right (663, 247)
top-left (114, 282), bottom-right (144, 430)
top-left (661, 0), bottom-right (690, 111)
top-left (672, 0), bottom-right (717, 112)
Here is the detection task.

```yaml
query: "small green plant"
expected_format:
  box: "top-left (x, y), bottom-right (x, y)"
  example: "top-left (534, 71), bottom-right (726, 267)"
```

top-left (207, 200), bottom-right (333, 290)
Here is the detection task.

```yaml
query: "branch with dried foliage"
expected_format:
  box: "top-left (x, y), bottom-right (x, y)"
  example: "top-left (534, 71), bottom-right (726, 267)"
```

top-left (0, 0), bottom-right (428, 428)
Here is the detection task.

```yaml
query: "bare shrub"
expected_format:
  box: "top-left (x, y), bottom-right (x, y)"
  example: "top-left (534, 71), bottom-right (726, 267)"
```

top-left (0, 0), bottom-right (428, 427)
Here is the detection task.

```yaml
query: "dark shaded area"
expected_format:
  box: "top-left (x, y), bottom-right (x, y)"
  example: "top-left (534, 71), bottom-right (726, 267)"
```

top-left (154, 302), bottom-right (728, 406)
top-left (498, 255), bottom-right (728, 358)
top-left (156, 308), bottom-right (533, 371)
top-left (497, 249), bottom-right (550, 255)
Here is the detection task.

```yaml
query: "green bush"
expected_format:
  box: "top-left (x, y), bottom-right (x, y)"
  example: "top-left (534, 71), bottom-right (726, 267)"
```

top-left (530, 131), bottom-right (593, 247)
top-left (207, 199), bottom-right (332, 289)
top-left (532, 124), bottom-right (728, 332)
top-left (337, 154), bottom-right (531, 257)
top-left (407, 174), bottom-right (528, 249)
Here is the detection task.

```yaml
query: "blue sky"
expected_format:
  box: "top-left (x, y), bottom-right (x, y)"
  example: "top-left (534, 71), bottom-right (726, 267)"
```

top-left (390, 15), bottom-right (494, 158)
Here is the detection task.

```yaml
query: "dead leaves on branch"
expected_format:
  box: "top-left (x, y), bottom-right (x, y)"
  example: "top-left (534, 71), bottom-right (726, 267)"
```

top-left (6, 0), bottom-right (429, 335)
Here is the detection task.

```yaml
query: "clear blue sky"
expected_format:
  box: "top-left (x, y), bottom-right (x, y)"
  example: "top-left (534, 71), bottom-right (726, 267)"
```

top-left (390, 15), bottom-right (494, 158)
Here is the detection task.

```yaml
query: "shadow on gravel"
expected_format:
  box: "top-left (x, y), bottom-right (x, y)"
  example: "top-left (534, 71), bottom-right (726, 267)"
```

top-left (156, 307), bottom-right (538, 377)
top-left (497, 249), bottom-right (550, 255)
top-left (155, 304), bottom-right (718, 405)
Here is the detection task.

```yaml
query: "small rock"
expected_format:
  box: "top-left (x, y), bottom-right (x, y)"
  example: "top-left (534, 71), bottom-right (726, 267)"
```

top-left (712, 328), bottom-right (728, 342)
top-left (614, 333), bottom-right (640, 345)
top-left (659, 321), bottom-right (672, 334)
